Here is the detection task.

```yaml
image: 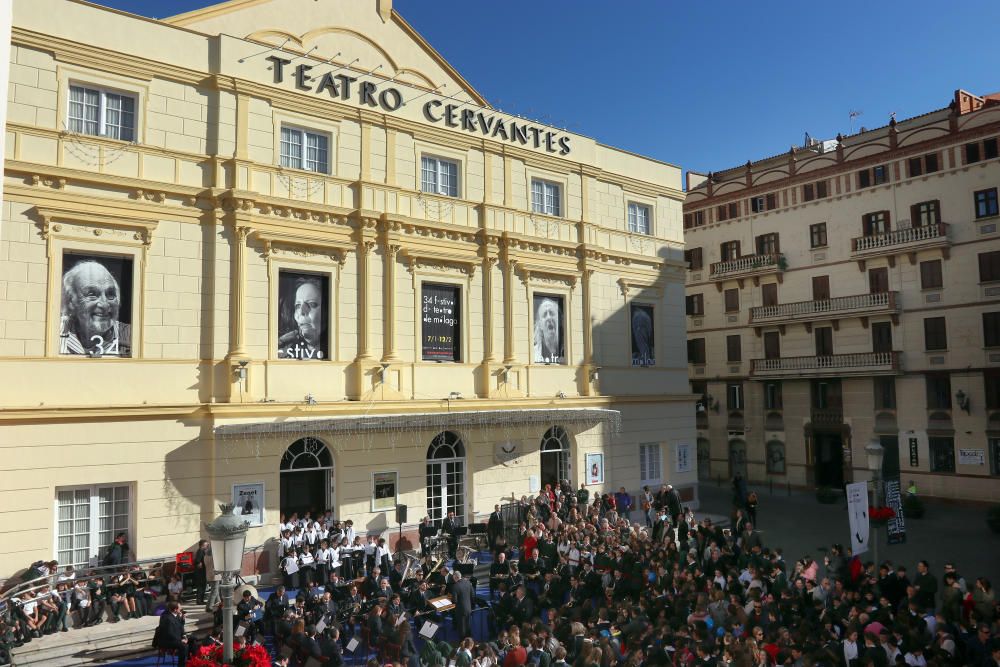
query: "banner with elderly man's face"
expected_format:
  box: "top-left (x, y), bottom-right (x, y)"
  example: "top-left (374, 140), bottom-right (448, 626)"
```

top-left (533, 293), bottom-right (565, 364)
top-left (59, 253), bottom-right (133, 358)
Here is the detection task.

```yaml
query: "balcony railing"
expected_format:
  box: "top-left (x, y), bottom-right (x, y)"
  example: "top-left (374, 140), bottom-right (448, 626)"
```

top-left (851, 223), bottom-right (949, 255)
top-left (751, 351), bottom-right (900, 378)
top-left (709, 253), bottom-right (784, 280)
top-left (750, 291), bottom-right (899, 323)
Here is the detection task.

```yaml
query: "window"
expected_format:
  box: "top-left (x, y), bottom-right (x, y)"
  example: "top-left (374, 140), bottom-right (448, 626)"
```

top-left (802, 183), bottom-right (815, 202)
top-left (280, 126), bottom-right (329, 173)
top-left (68, 84), bottom-right (136, 141)
top-left (426, 432), bottom-right (466, 524)
top-left (531, 179), bottom-right (561, 216)
top-left (726, 335), bottom-right (742, 362)
top-left (858, 165), bottom-right (888, 188)
top-left (763, 331), bottom-right (780, 360)
top-left (720, 240), bottom-right (741, 262)
top-left (685, 293), bottom-right (704, 316)
top-left (755, 233), bottom-right (780, 256)
top-left (812, 275), bottom-right (830, 301)
top-left (874, 377), bottom-right (896, 410)
top-left (980, 251), bottom-right (1000, 282)
top-left (966, 142), bottom-right (981, 164)
top-left (908, 153), bottom-right (940, 177)
top-left (965, 138), bottom-right (997, 164)
top-left (975, 188), bottom-right (999, 219)
top-left (868, 267), bottom-right (889, 294)
top-left (628, 202), bottom-right (651, 235)
top-left (810, 222), bottom-right (827, 248)
top-left (724, 288), bottom-right (740, 313)
top-left (683, 210), bottom-right (705, 229)
top-left (920, 260), bottom-right (943, 289)
top-left (761, 283), bottom-right (778, 307)
top-left (687, 338), bottom-right (706, 365)
top-left (911, 200), bottom-right (940, 227)
top-left (420, 156), bottom-right (459, 197)
top-left (984, 312), bottom-right (1000, 347)
top-left (750, 194), bottom-right (777, 213)
top-left (986, 370), bottom-right (1000, 409)
top-left (727, 383), bottom-right (743, 411)
top-left (729, 202), bottom-right (739, 219)
top-left (872, 322), bottom-right (893, 353)
top-left (929, 438), bottom-right (955, 473)
top-left (56, 484), bottom-right (131, 568)
top-left (764, 381), bottom-right (783, 410)
top-left (924, 317), bottom-right (947, 350)
top-left (815, 327), bottom-right (833, 356)
top-left (925, 373), bottom-right (952, 409)
top-left (862, 211), bottom-right (891, 236)
top-left (812, 380), bottom-right (842, 410)
top-left (639, 443), bottom-right (662, 485)
top-left (685, 247), bottom-right (703, 271)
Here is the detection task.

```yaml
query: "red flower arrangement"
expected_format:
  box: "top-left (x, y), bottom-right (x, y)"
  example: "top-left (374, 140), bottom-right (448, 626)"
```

top-left (186, 642), bottom-right (271, 667)
top-left (869, 506), bottom-right (896, 521)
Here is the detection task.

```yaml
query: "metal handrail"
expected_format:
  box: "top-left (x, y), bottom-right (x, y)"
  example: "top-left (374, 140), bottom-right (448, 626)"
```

top-left (0, 542), bottom-right (267, 611)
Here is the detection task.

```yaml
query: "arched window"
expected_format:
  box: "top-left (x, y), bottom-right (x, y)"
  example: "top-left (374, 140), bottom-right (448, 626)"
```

top-left (426, 431), bottom-right (465, 525)
top-left (540, 426), bottom-right (570, 489)
top-left (281, 437), bottom-right (333, 470)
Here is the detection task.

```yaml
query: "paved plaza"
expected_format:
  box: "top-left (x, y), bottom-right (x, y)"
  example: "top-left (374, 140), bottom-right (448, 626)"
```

top-left (698, 479), bottom-right (1000, 587)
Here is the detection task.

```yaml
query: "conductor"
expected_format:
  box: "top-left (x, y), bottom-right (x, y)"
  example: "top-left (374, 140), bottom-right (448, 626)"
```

top-left (441, 511), bottom-right (461, 560)
top-left (154, 601), bottom-right (188, 666)
top-left (450, 571), bottom-right (474, 640)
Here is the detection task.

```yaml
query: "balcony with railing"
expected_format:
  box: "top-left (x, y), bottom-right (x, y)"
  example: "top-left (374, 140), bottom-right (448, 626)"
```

top-left (750, 291), bottom-right (899, 324)
top-left (709, 253), bottom-right (785, 282)
top-left (751, 351), bottom-right (900, 378)
top-left (851, 223), bottom-right (950, 260)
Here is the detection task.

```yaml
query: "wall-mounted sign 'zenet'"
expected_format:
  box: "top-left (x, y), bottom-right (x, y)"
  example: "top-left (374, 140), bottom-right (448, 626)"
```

top-left (265, 57), bottom-right (571, 155)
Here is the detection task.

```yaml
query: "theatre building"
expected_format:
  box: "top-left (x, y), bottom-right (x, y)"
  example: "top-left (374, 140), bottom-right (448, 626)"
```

top-left (0, 0), bottom-right (694, 576)
top-left (684, 90), bottom-right (1000, 501)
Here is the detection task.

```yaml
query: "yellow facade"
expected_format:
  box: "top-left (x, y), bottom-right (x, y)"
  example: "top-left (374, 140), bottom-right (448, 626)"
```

top-left (0, 0), bottom-right (695, 577)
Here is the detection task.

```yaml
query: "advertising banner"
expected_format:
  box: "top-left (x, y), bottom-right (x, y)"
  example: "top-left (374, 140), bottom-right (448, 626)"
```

top-left (233, 482), bottom-right (265, 527)
top-left (277, 271), bottom-right (330, 360)
top-left (630, 303), bottom-right (655, 367)
top-left (533, 294), bottom-right (565, 364)
top-left (59, 253), bottom-right (134, 358)
top-left (883, 479), bottom-right (907, 545)
top-left (421, 284), bottom-right (461, 361)
top-left (846, 481), bottom-right (870, 555)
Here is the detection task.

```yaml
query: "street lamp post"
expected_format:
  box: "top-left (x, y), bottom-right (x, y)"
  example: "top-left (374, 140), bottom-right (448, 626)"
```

top-left (205, 504), bottom-right (249, 665)
top-left (864, 439), bottom-right (885, 568)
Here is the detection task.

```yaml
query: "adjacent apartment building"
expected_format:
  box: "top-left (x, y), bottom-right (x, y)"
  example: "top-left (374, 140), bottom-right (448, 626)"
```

top-left (0, 0), bottom-right (694, 576)
top-left (684, 89), bottom-right (1000, 501)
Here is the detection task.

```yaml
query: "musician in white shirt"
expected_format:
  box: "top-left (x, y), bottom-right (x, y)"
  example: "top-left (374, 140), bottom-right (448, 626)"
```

top-left (364, 535), bottom-right (377, 575)
top-left (299, 544), bottom-right (317, 585)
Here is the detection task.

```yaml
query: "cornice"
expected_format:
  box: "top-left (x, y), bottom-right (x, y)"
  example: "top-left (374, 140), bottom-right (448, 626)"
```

top-left (0, 393), bottom-right (692, 425)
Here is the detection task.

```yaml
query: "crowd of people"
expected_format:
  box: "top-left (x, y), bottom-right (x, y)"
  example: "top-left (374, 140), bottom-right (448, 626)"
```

top-left (2, 485), bottom-right (1000, 667)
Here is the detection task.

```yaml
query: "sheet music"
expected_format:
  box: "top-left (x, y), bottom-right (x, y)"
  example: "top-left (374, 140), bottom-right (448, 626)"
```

top-left (346, 637), bottom-right (360, 652)
top-left (395, 612), bottom-right (407, 627)
top-left (432, 598), bottom-right (452, 609)
top-left (315, 619), bottom-right (326, 633)
top-left (418, 621), bottom-right (439, 639)
top-left (235, 624), bottom-right (247, 637)
top-left (284, 558), bottom-right (299, 575)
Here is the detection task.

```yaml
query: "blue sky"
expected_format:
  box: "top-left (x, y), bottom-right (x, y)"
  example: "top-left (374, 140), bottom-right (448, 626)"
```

top-left (95, 0), bottom-right (1000, 180)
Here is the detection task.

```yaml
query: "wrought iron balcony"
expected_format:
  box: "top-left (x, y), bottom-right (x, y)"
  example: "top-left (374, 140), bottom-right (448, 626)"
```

top-left (750, 291), bottom-right (899, 324)
top-left (709, 253), bottom-right (785, 282)
top-left (851, 223), bottom-right (950, 259)
top-left (751, 351), bottom-right (900, 378)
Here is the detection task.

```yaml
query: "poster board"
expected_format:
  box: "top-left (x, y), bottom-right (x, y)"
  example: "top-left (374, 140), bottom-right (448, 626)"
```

top-left (232, 482), bottom-right (265, 526)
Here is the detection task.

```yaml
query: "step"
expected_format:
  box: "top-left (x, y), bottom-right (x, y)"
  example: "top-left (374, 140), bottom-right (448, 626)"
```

top-left (11, 602), bottom-right (213, 667)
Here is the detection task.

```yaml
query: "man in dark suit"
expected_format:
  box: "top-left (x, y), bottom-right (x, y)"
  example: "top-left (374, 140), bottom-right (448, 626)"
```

top-left (155, 601), bottom-right (188, 666)
top-left (297, 624), bottom-right (324, 665)
top-left (441, 511), bottom-right (461, 560)
top-left (487, 504), bottom-right (504, 551)
top-left (192, 540), bottom-right (209, 605)
top-left (489, 551), bottom-right (510, 600)
top-left (511, 585), bottom-right (534, 626)
top-left (264, 586), bottom-right (290, 636)
top-left (450, 571), bottom-right (474, 640)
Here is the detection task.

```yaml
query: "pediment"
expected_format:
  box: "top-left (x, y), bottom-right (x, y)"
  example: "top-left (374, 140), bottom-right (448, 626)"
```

top-left (165, 0), bottom-right (487, 105)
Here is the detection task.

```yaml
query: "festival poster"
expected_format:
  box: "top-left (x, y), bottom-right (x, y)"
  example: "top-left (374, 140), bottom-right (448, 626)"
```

top-left (533, 293), bottom-right (565, 364)
top-left (232, 482), bottom-right (265, 527)
top-left (421, 283), bottom-right (461, 361)
top-left (630, 303), bottom-right (655, 367)
top-left (372, 471), bottom-right (398, 512)
top-left (586, 453), bottom-right (604, 485)
top-left (846, 481), bottom-right (870, 556)
top-left (883, 479), bottom-right (907, 545)
top-left (59, 252), bottom-right (134, 358)
top-left (277, 270), bottom-right (330, 360)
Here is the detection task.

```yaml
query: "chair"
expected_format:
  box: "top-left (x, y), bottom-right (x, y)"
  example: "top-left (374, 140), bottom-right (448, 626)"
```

top-left (156, 647), bottom-right (179, 666)
top-left (381, 641), bottom-right (402, 664)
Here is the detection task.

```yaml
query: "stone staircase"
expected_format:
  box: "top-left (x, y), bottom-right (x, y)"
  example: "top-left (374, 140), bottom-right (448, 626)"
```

top-left (11, 600), bottom-right (213, 667)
